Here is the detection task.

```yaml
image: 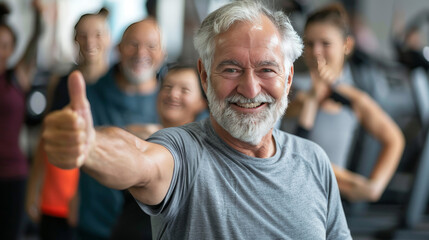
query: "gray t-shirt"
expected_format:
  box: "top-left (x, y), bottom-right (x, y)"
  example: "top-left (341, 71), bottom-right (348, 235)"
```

top-left (139, 118), bottom-right (351, 239)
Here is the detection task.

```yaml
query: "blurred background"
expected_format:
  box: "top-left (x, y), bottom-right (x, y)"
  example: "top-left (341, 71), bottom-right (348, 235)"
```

top-left (1, 0), bottom-right (429, 239)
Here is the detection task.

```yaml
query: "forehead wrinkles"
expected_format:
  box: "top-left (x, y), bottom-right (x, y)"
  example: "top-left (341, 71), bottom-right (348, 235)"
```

top-left (213, 18), bottom-right (284, 69)
top-left (215, 17), bottom-right (280, 47)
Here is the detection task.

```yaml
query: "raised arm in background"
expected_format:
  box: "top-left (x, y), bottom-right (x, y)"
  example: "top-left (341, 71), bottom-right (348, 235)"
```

top-left (14, 0), bottom-right (42, 92)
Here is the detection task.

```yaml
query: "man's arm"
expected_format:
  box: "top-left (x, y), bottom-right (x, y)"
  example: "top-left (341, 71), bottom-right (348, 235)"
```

top-left (84, 127), bottom-right (174, 205)
top-left (125, 123), bottom-right (163, 140)
top-left (42, 71), bottom-right (174, 205)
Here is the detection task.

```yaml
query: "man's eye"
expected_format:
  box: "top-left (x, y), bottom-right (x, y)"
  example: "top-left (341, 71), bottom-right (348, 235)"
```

top-left (126, 41), bottom-right (139, 48)
top-left (224, 68), bottom-right (238, 73)
top-left (257, 68), bottom-right (278, 79)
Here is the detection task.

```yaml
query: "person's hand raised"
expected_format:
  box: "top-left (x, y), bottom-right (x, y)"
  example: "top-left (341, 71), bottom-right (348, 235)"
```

top-left (311, 55), bottom-right (338, 85)
top-left (32, 0), bottom-right (43, 13)
top-left (308, 55), bottom-right (338, 101)
top-left (43, 71), bottom-right (95, 169)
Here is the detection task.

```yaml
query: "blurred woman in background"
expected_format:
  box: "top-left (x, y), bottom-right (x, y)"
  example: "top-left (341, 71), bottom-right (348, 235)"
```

top-left (26, 7), bottom-right (111, 240)
top-left (0, 1), bottom-right (42, 239)
top-left (283, 3), bottom-right (405, 203)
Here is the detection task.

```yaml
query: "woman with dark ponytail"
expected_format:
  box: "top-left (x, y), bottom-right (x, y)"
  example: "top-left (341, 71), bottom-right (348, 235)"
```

top-left (0, 0), bottom-right (42, 239)
top-left (283, 3), bottom-right (405, 203)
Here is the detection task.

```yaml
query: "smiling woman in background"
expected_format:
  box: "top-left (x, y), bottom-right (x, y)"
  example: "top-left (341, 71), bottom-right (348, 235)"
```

top-left (284, 3), bottom-right (405, 203)
top-left (26, 7), bottom-right (111, 240)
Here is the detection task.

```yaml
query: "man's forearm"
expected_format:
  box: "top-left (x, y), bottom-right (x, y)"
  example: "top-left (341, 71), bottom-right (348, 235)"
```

top-left (83, 126), bottom-right (151, 190)
top-left (82, 126), bottom-right (174, 205)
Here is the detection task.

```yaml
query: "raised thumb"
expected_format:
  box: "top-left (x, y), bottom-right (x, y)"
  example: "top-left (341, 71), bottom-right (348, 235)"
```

top-left (67, 70), bottom-right (95, 164)
top-left (68, 70), bottom-right (88, 111)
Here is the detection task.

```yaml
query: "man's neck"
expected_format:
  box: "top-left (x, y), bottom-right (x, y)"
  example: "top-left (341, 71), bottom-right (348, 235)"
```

top-left (210, 116), bottom-right (276, 158)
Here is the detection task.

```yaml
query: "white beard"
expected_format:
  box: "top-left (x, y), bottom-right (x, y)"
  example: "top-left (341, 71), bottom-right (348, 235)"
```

top-left (122, 64), bottom-right (156, 84)
top-left (206, 79), bottom-right (289, 145)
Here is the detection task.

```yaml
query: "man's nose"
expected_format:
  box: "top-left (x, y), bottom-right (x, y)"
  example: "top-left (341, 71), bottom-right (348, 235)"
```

top-left (136, 45), bottom-right (149, 57)
top-left (237, 70), bottom-right (261, 99)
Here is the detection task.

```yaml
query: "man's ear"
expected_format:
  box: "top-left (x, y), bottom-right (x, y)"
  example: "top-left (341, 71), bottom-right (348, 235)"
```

top-left (286, 66), bottom-right (294, 94)
top-left (197, 58), bottom-right (208, 95)
top-left (345, 36), bottom-right (355, 56)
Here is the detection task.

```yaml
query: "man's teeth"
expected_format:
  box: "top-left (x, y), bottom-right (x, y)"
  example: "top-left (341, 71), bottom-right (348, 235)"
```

top-left (235, 102), bottom-right (262, 108)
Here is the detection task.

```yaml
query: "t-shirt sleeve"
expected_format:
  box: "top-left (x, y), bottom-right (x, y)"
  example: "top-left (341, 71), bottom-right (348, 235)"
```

top-left (317, 146), bottom-right (352, 240)
top-left (136, 126), bottom-right (201, 220)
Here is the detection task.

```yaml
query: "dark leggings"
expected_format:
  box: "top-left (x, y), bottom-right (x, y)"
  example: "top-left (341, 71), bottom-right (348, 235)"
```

top-left (0, 178), bottom-right (26, 240)
top-left (110, 191), bottom-right (152, 240)
top-left (40, 214), bottom-right (76, 240)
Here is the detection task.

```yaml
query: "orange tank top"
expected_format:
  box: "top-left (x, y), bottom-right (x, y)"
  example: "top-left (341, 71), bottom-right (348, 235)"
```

top-left (41, 155), bottom-right (79, 218)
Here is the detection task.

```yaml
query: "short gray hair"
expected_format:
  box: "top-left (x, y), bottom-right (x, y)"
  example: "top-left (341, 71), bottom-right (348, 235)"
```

top-left (194, 0), bottom-right (303, 76)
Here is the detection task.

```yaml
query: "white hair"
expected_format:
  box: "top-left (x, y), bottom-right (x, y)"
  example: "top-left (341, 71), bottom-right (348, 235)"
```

top-left (193, 0), bottom-right (303, 76)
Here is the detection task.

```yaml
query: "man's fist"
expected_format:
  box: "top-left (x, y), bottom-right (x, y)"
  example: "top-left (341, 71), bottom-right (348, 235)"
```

top-left (42, 71), bottom-right (95, 169)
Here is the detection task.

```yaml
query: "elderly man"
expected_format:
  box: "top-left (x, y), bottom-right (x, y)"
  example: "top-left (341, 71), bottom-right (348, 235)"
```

top-left (43, 1), bottom-right (351, 239)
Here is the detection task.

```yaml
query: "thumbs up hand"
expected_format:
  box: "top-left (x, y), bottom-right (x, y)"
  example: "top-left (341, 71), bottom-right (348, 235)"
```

top-left (43, 71), bottom-right (95, 169)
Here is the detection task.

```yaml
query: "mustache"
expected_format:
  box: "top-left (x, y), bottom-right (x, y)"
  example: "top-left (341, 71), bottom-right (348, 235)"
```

top-left (226, 93), bottom-right (275, 104)
top-left (129, 57), bottom-right (153, 66)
